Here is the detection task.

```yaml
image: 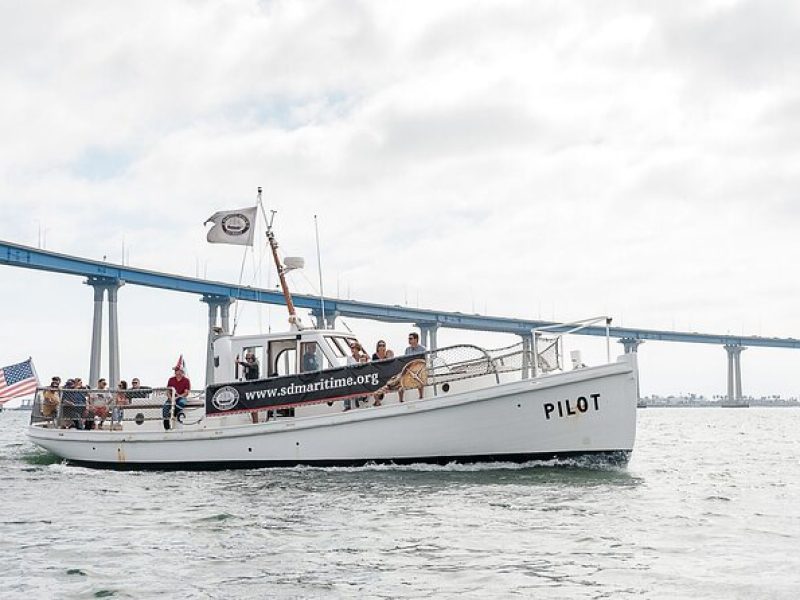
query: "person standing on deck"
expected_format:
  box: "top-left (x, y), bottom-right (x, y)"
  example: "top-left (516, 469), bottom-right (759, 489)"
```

top-left (344, 342), bottom-right (369, 411)
top-left (236, 352), bottom-right (260, 381)
top-left (302, 343), bottom-right (320, 372)
top-left (371, 341), bottom-right (394, 406)
top-left (404, 332), bottom-right (426, 356)
top-left (236, 352), bottom-right (262, 423)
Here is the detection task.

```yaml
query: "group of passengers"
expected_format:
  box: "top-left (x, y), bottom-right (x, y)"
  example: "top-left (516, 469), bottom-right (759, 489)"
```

top-left (41, 375), bottom-right (149, 430)
top-left (343, 332), bottom-right (427, 410)
top-left (350, 332), bottom-right (427, 364)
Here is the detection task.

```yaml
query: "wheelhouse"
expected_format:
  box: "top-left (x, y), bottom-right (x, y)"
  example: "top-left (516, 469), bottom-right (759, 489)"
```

top-left (212, 328), bottom-right (361, 383)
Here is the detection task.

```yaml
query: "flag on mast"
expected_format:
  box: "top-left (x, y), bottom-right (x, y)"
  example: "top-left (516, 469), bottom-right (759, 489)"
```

top-left (205, 207), bottom-right (258, 246)
top-left (174, 355), bottom-right (187, 376)
top-left (0, 358), bottom-right (39, 402)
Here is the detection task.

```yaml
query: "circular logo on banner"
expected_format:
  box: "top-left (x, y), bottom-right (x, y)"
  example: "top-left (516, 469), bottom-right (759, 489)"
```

top-left (221, 214), bottom-right (251, 237)
top-left (211, 386), bottom-right (240, 411)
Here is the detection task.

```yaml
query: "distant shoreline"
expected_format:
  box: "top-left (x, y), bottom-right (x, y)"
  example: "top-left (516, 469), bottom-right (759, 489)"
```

top-left (639, 404), bottom-right (800, 408)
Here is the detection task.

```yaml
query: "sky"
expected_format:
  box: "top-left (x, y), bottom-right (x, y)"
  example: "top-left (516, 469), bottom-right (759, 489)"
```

top-left (1, 0), bottom-right (799, 400)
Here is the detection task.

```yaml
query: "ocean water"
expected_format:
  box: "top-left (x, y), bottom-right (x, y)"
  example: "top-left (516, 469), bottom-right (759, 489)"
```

top-left (1, 408), bottom-right (798, 599)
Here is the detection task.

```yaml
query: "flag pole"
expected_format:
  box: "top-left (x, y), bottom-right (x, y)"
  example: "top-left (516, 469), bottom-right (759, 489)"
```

top-left (29, 356), bottom-right (40, 387)
top-left (232, 189), bottom-right (265, 335)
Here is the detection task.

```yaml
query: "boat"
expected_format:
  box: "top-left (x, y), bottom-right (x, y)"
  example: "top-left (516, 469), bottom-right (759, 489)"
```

top-left (27, 217), bottom-right (639, 469)
top-left (12, 397), bottom-right (33, 411)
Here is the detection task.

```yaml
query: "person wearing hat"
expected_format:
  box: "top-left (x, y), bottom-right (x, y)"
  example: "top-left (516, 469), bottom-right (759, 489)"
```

top-left (162, 366), bottom-right (191, 430)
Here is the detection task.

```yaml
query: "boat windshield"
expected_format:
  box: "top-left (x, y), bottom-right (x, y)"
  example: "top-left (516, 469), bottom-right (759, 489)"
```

top-left (326, 336), bottom-right (358, 358)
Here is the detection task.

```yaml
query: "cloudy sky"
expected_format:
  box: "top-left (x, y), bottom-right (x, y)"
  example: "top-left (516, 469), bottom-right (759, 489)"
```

top-left (1, 0), bottom-right (799, 398)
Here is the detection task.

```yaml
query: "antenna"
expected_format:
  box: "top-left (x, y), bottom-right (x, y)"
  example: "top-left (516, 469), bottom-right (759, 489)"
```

top-left (314, 214), bottom-right (326, 329)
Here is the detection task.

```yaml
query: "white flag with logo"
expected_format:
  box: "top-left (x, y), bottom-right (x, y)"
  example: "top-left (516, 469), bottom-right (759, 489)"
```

top-left (205, 207), bottom-right (258, 246)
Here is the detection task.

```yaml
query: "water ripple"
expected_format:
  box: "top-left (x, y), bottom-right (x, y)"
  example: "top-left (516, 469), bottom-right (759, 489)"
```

top-left (2, 409), bottom-right (800, 598)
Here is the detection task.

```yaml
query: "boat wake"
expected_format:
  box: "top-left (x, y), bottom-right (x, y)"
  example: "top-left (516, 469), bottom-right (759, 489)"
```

top-left (278, 454), bottom-right (630, 474)
top-left (17, 448), bottom-right (63, 467)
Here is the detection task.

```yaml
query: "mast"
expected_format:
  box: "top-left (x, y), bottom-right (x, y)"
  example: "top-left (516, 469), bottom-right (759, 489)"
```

top-left (257, 188), bottom-right (299, 325)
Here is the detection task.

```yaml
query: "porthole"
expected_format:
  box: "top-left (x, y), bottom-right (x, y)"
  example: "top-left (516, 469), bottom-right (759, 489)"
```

top-left (442, 383), bottom-right (450, 393)
top-left (135, 413), bottom-right (145, 425)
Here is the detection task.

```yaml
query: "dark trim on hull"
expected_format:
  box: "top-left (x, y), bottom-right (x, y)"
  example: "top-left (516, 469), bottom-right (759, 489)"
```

top-left (64, 450), bottom-right (631, 471)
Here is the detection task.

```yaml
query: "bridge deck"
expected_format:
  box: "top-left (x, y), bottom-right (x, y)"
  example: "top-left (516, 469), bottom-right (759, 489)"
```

top-left (2, 239), bottom-right (798, 348)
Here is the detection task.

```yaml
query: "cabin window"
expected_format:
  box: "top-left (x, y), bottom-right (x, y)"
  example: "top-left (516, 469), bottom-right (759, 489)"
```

top-left (343, 338), bottom-right (359, 354)
top-left (274, 348), bottom-right (297, 376)
top-left (269, 339), bottom-right (298, 376)
top-left (300, 341), bottom-right (335, 371)
top-left (301, 342), bottom-right (320, 372)
top-left (237, 346), bottom-right (263, 381)
top-left (326, 336), bottom-right (347, 358)
top-left (328, 336), bottom-right (359, 357)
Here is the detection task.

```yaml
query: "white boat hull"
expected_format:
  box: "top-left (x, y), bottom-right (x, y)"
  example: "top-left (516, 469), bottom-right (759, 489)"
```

top-left (28, 356), bottom-right (638, 469)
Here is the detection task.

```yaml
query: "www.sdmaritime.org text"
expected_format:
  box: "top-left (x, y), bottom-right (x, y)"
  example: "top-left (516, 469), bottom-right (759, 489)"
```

top-left (244, 372), bottom-right (381, 401)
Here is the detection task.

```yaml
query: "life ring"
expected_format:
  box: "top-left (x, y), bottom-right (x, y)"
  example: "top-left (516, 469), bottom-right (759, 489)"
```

top-left (400, 359), bottom-right (428, 390)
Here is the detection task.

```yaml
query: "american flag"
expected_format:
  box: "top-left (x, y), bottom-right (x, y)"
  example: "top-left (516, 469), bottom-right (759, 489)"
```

top-left (0, 358), bottom-right (39, 403)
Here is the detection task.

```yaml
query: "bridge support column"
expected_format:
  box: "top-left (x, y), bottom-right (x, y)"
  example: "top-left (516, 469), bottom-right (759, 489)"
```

top-left (416, 323), bottom-right (439, 351)
top-left (521, 333), bottom-right (533, 378)
top-left (85, 277), bottom-right (123, 387)
top-left (619, 337), bottom-right (643, 354)
top-left (202, 295), bottom-right (233, 387)
top-left (107, 285), bottom-right (121, 389)
top-left (89, 285), bottom-right (104, 387)
top-left (724, 344), bottom-right (746, 403)
top-left (618, 337), bottom-right (643, 401)
top-left (311, 310), bottom-right (339, 330)
top-left (220, 301), bottom-right (231, 333)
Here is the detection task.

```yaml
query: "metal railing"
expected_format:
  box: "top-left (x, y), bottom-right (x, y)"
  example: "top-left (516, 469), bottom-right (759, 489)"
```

top-left (532, 315), bottom-right (612, 378)
top-left (30, 386), bottom-right (205, 429)
top-left (30, 335), bottom-right (600, 428)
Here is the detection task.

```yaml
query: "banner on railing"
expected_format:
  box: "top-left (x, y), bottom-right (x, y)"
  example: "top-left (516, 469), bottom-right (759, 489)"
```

top-left (205, 355), bottom-right (423, 416)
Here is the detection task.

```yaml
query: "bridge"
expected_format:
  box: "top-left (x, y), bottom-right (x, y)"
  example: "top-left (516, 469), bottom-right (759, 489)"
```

top-left (3, 239), bottom-right (797, 402)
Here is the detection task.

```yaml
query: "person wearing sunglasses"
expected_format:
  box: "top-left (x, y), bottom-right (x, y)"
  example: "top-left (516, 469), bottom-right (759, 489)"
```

top-left (372, 340), bottom-right (395, 362)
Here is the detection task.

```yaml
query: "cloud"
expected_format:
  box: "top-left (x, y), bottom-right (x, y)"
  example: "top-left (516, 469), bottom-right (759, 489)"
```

top-left (1, 0), bottom-right (800, 397)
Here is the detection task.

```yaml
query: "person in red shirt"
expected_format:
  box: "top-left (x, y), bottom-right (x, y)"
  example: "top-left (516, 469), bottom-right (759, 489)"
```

top-left (162, 366), bottom-right (191, 430)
